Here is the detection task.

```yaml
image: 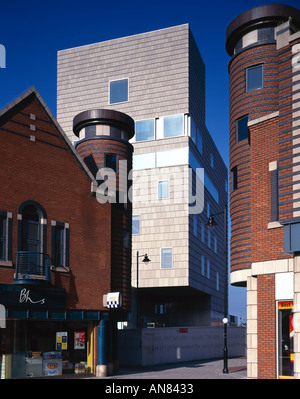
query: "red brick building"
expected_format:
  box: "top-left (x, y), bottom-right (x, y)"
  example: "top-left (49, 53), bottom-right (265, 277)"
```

top-left (0, 87), bottom-right (134, 378)
top-left (226, 4), bottom-right (300, 378)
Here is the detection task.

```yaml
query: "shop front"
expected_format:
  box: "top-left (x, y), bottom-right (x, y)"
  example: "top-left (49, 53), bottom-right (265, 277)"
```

top-left (278, 301), bottom-right (294, 379)
top-left (0, 284), bottom-right (100, 378)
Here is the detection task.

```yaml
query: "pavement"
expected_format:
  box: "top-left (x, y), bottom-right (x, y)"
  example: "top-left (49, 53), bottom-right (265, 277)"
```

top-left (89, 357), bottom-right (247, 380)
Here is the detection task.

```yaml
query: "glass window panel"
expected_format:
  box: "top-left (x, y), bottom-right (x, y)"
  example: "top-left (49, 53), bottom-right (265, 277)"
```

top-left (109, 79), bottom-right (128, 104)
top-left (158, 181), bottom-right (169, 199)
top-left (133, 153), bottom-right (156, 170)
top-left (278, 302), bottom-right (294, 378)
top-left (136, 119), bottom-right (155, 142)
top-left (193, 215), bottom-right (197, 237)
top-left (246, 64), bottom-right (263, 92)
top-left (163, 114), bottom-right (183, 138)
top-left (156, 147), bottom-right (188, 168)
top-left (132, 215), bottom-right (140, 235)
top-left (236, 115), bottom-right (248, 142)
top-left (161, 248), bottom-right (172, 269)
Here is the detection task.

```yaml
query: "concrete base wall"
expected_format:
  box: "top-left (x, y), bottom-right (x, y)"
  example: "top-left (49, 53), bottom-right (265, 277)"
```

top-left (118, 326), bottom-right (246, 366)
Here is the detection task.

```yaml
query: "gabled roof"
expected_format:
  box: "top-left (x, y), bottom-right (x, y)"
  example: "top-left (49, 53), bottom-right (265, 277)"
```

top-left (0, 86), bottom-right (97, 192)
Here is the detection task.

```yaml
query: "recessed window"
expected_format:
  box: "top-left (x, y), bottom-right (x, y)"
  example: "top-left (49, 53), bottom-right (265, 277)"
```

top-left (161, 248), bottom-right (172, 269)
top-left (158, 180), bottom-right (169, 199)
top-left (0, 212), bottom-right (12, 262)
top-left (51, 222), bottom-right (69, 268)
top-left (193, 215), bottom-right (197, 237)
top-left (163, 114), bottom-right (183, 138)
top-left (236, 115), bottom-right (249, 142)
top-left (123, 230), bottom-right (130, 249)
top-left (246, 64), bottom-right (263, 92)
top-left (231, 166), bottom-right (238, 191)
top-left (132, 215), bottom-right (140, 235)
top-left (105, 153), bottom-right (118, 172)
top-left (109, 78), bottom-right (128, 104)
top-left (136, 119), bottom-right (155, 142)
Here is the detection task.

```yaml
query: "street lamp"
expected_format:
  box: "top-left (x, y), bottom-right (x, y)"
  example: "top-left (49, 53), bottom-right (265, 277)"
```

top-left (136, 251), bottom-right (151, 328)
top-left (206, 204), bottom-right (228, 374)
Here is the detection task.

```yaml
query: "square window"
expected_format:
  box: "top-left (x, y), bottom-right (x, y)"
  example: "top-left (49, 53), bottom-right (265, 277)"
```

top-left (236, 115), bottom-right (248, 142)
top-left (132, 215), bottom-right (140, 235)
top-left (246, 64), bottom-right (263, 92)
top-left (163, 114), bottom-right (183, 138)
top-left (161, 248), bottom-right (172, 269)
top-left (136, 119), bottom-right (155, 142)
top-left (158, 181), bottom-right (169, 199)
top-left (109, 78), bottom-right (128, 104)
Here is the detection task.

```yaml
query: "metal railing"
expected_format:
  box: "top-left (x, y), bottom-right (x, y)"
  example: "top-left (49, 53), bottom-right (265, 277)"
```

top-left (15, 251), bottom-right (51, 284)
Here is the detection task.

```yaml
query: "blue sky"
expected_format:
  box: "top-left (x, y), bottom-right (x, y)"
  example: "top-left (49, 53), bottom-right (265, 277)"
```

top-left (1, 0), bottom-right (299, 321)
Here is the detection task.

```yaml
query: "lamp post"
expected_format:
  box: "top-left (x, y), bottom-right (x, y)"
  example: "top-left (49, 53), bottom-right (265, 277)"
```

top-left (136, 251), bottom-right (151, 328)
top-left (206, 204), bottom-right (228, 374)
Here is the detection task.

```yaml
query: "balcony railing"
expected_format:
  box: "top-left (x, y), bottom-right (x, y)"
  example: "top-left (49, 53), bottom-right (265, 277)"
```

top-left (15, 251), bottom-right (51, 285)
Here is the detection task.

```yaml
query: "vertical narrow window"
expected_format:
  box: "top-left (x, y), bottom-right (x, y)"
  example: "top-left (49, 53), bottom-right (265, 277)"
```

top-left (216, 272), bottom-right (219, 291)
top-left (246, 64), bottom-right (264, 92)
top-left (231, 166), bottom-right (238, 191)
top-left (123, 230), bottom-right (130, 249)
top-left (201, 223), bottom-right (205, 243)
top-left (207, 260), bottom-right (210, 279)
top-left (158, 181), bottom-right (169, 199)
top-left (270, 162), bottom-right (279, 222)
top-left (51, 222), bottom-right (69, 268)
top-left (208, 230), bottom-right (211, 248)
top-left (109, 78), bottom-right (128, 104)
top-left (236, 115), bottom-right (249, 142)
top-left (207, 202), bottom-right (210, 218)
top-left (132, 215), bottom-right (140, 235)
top-left (0, 211), bottom-right (12, 262)
top-left (214, 236), bottom-right (218, 254)
top-left (193, 215), bottom-right (197, 237)
top-left (161, 248), bottom-right (172, 269)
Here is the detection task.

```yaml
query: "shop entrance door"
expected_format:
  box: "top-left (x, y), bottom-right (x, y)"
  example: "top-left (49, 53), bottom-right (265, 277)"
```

top-left (278, 301), bottom-right (294, 379)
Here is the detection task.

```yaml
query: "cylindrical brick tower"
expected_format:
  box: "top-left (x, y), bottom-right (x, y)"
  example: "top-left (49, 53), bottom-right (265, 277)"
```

top-left (225, 4), bottom-right (300, 280)
top-left (73, 109), bottom-right (134, 312)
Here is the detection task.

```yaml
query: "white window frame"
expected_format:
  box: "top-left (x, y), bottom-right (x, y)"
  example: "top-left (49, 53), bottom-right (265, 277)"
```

top-left (161, 247), bottom-right (172, 269)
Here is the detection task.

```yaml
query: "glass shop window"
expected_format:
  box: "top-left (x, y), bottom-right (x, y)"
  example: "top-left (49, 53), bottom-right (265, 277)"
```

top-left (278, 301), bottom-right (294, 379)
